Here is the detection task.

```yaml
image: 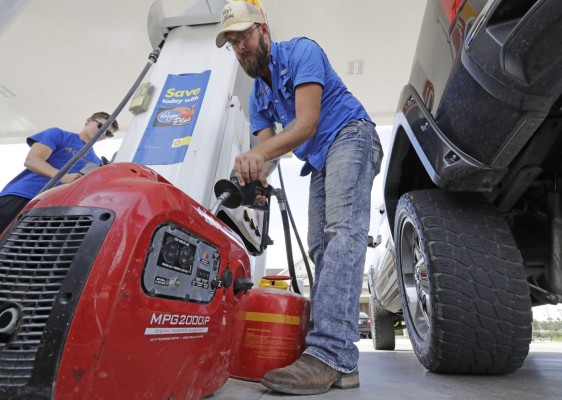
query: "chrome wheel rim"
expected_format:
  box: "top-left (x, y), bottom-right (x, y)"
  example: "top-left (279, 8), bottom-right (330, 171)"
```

top-left (400, 217), bottom-right (431, 339)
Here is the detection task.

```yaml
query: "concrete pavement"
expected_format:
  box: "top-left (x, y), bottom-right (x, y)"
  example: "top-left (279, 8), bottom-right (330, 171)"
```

top-left (209, 337), bottom-right (562, 400)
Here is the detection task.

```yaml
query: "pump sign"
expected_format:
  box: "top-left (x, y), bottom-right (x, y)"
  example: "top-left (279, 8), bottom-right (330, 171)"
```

top-left (133, 71), bottom-right (211, 165)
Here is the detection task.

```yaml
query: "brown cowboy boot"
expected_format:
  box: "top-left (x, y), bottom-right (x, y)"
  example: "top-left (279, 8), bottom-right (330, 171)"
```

top-left (260, 354), bottom-right (359, 395)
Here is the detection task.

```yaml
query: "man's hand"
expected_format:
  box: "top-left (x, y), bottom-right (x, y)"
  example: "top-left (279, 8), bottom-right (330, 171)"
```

top-left (234, 148), bottom-right (267, 186)
top-left (255, 172), bottom-right (269, 205)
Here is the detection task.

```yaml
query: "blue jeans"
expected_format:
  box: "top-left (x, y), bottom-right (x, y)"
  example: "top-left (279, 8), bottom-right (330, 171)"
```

top-left (304, 119), bottom-right (382, 373)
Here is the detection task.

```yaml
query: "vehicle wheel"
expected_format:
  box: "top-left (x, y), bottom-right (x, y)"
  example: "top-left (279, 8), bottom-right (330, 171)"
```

top-left (395, 189), bottom-right (532, 374)
top-left (370, 297), bottom-right (395, 350)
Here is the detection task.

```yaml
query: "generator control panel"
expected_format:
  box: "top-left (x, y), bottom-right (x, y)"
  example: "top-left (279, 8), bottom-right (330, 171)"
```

top-left (142, 224), bottom-right (221, 304)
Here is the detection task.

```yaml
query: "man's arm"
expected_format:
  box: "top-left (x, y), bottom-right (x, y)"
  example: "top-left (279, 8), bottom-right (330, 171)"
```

top-left (24, 142), bottom-right (81, 184)
top-left (234, 82), bottom-right (322, 184)
top-left (255, 127), bottom-right (278, 181)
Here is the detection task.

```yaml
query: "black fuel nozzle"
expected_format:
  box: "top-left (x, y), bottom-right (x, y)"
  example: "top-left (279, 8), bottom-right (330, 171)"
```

top-left (211, 171), bottom-right (273, 215)
top-left (239, 179), bottom-right (272, 212)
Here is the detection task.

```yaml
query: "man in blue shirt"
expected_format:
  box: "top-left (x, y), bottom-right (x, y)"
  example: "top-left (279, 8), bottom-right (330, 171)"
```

top-left (0, 112), bottom-right (118, 234)
top-left (216, 2), bottom-right (383, 395)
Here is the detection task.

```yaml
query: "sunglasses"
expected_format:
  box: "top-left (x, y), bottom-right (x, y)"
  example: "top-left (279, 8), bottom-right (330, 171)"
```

top-left (93, 119), bottom-right (115, 138)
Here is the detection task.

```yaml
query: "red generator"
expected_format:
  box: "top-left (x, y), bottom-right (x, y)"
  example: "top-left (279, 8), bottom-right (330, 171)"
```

top-left (0, 163), bottom-right (308, 399)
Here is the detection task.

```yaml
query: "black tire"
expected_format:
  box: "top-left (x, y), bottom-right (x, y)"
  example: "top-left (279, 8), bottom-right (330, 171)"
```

top-left (370, 297), bottom-right (395, 350)
top-left (395, 189), bottom-right (532, 374)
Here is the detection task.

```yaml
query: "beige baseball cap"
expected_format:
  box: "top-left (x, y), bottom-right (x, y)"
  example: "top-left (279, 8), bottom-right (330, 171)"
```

top-left (216, 1), bottom-right (265, 48)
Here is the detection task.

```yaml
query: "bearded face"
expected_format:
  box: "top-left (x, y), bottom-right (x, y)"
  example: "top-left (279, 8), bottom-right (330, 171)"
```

top-left (236, 32), bottom-right (269, 78)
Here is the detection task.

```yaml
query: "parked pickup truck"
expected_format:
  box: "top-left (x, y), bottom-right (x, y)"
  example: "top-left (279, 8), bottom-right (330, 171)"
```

top-left (368, 0), bottom-right (562, 375)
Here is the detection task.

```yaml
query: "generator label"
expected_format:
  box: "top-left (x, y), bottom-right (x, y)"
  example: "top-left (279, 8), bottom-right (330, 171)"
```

top-left (145, 327), bottom-right (207, 335)
top-left (133, 71), bottom-right (211, 165)
top-left (145, 313), bottom-right (210, 340)
top-left (150, 313), bottom-right (210, 326)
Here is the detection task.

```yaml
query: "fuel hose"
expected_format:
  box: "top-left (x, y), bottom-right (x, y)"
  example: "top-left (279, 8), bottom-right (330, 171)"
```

top-left (276, 164), bottom-right (314, 291)
top-left (38, 37), bottom-right (167, 194)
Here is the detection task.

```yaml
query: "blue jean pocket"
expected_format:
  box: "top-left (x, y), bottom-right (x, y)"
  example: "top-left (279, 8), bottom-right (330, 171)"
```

top-left (371, 136), bottom-right (383, 176)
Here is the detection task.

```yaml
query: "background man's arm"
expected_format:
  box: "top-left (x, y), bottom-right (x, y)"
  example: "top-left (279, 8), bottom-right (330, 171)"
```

top-left (24, 142), bottom-right (81, 184)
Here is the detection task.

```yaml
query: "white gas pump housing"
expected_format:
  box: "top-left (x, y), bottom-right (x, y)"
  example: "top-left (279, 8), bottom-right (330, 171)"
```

top-left (114, 0), bottom-right (268, 281)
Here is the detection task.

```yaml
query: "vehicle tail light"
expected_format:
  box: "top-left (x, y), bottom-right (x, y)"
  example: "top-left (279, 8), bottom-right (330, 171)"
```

top-left (439, 0), bottom-right (466, 26)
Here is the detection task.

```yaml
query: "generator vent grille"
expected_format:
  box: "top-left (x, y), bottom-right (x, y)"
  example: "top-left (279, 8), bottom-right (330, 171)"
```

top-left (0, 214), bottom-right (93, 387)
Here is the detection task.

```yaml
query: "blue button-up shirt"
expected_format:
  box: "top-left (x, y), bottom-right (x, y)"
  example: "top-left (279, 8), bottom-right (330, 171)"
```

top-left (249, 38), bottom-right (373, 175)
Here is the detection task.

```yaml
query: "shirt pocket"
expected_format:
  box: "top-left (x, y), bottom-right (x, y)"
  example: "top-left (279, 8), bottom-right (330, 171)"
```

top-left (255, 90), bottom-right (271, 112)
top-left (255, 92), bottom-right (278, 123)
top-left (280, 73), bottom-right (294, 101)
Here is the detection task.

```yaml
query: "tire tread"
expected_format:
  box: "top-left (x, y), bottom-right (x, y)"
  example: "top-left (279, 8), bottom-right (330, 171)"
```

top-left (396, 189), bottom-right (532, 374)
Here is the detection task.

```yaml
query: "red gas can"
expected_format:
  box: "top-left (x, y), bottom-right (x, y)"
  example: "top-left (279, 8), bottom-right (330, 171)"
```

top-left (230, 287), bottom-right (310, 381)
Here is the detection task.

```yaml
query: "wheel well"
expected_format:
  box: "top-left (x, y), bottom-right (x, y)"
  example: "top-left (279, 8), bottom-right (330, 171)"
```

top-left (384, 125), bottom-right (436, 235)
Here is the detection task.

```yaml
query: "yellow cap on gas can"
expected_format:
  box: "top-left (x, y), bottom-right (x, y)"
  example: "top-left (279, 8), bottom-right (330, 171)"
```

top-left (258, 275), bottom-right (291, 290)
